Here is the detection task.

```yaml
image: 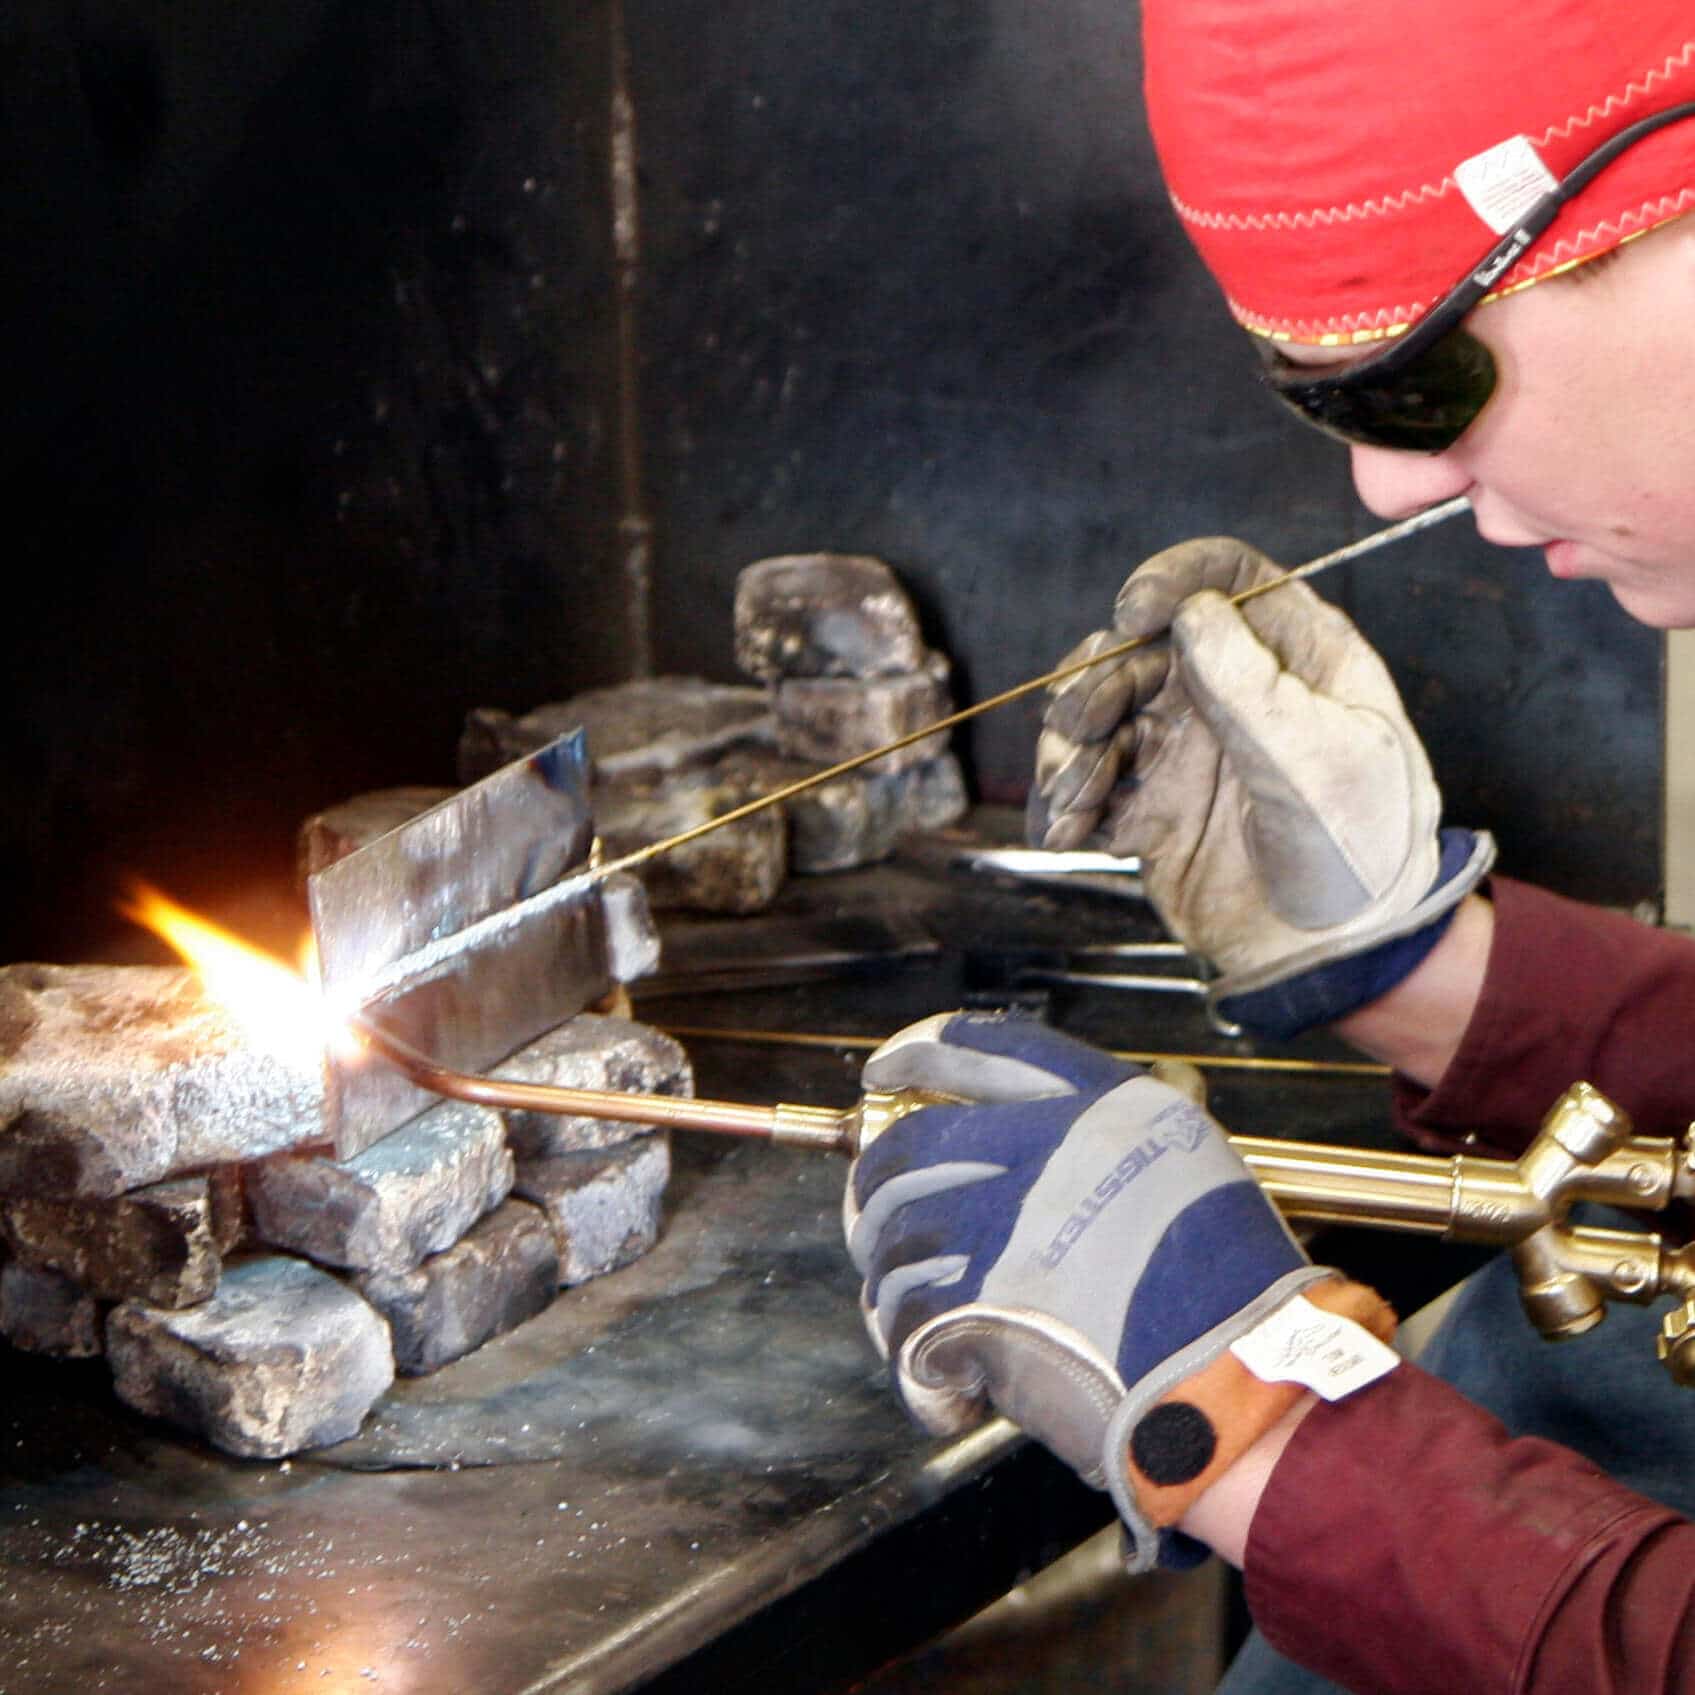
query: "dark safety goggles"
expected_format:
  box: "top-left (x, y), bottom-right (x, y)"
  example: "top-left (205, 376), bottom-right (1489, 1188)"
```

top-left (1255, 98), bottom-right (1695, 454)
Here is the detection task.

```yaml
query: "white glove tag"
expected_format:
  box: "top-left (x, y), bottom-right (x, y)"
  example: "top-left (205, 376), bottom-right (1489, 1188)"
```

top-left (1230, 1295), bottom-right (1400, 1402)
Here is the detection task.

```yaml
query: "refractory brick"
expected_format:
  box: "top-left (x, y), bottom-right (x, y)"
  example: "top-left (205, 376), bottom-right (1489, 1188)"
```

top-left (772, 652), bottom-right (953, 775)
top-left (496, 1014), bottom-right (693, 1157)
top-left (721, 749), bottom-right (969, 872)
top-left (247, 1098), bottom-right (513, 1277)
top-left (0, 964), bottom-right (326, 1199)
top-left (357, 1199), bottom-right (560, 1375)
top-left (734, 553), bottom-right (927, 682)
top-left (593, 767), bottom-right (786, 914)
top-left (107, 1256), bottom-right (394, 1458)
top-left (1, 1261), bottom-right (103, 1358)
top-left (0, 1175), bottom-right (230, 1308)
top-left (512, 1132), bottom-right (671, 1287)
top-left (458, 678), bottom-right (776, 785)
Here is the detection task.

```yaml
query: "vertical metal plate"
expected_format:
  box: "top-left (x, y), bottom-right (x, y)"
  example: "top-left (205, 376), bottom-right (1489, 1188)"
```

top-left (309, 731), bottom-right (612, 1156)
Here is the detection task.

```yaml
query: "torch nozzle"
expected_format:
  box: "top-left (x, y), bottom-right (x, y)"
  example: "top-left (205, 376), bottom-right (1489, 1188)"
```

top-left (352, 1014), bottom-right (861, 1152)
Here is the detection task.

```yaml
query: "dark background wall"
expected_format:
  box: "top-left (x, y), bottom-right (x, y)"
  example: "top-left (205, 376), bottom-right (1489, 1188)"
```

top-left (0, 0), bottom-right (1662, 962)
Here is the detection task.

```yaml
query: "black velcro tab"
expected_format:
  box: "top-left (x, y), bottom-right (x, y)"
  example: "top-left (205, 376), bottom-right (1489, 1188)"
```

top-left (1130, 1401), bottom-right (1217, 1486)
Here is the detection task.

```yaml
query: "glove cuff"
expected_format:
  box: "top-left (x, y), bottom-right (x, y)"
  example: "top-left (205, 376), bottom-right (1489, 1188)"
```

top-left (1211, 829), bottom-right (1495, 1040)
top-left (1104, 1272), bottom-right (1398, 1572)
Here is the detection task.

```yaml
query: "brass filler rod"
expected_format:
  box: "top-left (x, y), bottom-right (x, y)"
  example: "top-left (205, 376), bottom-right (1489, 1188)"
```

top-left (590, 497), bottom-right (1472, 883)
top-left (656, 1023), bottom-right (1391, 1078)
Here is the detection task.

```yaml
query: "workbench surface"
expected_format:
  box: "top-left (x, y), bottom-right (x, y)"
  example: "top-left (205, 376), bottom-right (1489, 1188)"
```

top-left (0, 842), bottom-right (1405, 1694)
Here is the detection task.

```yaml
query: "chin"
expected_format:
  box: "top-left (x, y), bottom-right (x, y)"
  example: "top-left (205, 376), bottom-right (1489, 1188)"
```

top-left (1606, 580), bottom-right (1695, 630)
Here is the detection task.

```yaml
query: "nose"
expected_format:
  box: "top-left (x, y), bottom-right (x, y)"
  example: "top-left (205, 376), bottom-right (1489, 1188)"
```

top-left (1348, 443), bottom-right (1473, 519)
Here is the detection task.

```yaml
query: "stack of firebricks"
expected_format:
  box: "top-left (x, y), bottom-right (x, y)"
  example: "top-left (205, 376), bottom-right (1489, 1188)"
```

top-left (462, 552), bottom-right (968, 910)
top-left (0, 554), bottom-right (964, 1458)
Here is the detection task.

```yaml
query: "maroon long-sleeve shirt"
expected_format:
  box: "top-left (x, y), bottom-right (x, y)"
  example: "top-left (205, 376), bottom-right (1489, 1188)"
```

top-left (1245, 877), bottom-right (1695, 1694)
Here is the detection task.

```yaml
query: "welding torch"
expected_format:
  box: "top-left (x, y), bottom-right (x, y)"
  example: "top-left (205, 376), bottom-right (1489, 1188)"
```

top-left (357, 1014), bottom-right (1695, 1384)
top-left (354, 1010), bottom-right (1686, 1216)
top-left (355, 1014), bottom-right (894, 1154)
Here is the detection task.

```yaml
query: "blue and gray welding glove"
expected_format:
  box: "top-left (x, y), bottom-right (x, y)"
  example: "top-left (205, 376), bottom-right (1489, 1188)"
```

top-left (845, 1012), bottom-right (1398, 1572)
top-left (1030, 537), bottom-right (1494, 1039)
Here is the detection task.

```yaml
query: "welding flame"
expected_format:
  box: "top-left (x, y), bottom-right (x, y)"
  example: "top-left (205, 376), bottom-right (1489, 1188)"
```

top-left (120, 881), bottom-right (352, 1064)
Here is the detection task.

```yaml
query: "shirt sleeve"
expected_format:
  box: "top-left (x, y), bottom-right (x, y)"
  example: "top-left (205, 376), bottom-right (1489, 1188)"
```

top-left (1391, 877), bottom-right (1695, 1156)
top-left (1244, 1363), bottom-right (1695, 1695)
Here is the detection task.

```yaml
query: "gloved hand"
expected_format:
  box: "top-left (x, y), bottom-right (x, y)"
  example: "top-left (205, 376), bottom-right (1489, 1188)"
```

top-left (1031, 537), bottom-right (1494, 1037)
top-left (845, 1011), bottom-right (1399, 1572)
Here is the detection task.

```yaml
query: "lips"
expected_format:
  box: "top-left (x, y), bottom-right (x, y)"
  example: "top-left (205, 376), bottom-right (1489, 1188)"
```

top-left (1470, 510), bottom-right (1584, 575)
top-left (1472, 516), bottom-right (1553, 550)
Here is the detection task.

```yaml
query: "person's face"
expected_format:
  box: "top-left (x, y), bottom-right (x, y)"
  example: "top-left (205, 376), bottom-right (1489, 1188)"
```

top-left (1298, 220), bottom-right (1695, 627)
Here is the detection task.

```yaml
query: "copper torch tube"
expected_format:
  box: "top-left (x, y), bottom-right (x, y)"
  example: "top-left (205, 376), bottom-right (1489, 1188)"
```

top-left (355, 1018), bottom-right (857, 1152)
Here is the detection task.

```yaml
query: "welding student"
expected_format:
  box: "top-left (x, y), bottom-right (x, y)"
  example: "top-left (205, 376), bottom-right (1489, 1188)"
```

top-left (843, 5), bottom-right (1695, 1692)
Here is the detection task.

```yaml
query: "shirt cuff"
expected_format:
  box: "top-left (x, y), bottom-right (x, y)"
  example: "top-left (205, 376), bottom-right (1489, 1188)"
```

top-left (1218, 830), bottom-right (1480, 1040)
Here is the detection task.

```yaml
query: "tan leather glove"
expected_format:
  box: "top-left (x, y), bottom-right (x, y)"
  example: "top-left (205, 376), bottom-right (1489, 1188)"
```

top-left (1033, 537), bottom-right (1493, 1031)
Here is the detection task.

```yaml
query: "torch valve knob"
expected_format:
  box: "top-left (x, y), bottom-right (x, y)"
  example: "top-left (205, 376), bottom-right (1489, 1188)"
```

top-left (1657, 1298), bottom-right (1695, 1386)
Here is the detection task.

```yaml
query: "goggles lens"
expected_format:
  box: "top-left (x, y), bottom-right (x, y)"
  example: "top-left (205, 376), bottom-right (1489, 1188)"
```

top-left (1255, 328), bottom-right (1499, 454)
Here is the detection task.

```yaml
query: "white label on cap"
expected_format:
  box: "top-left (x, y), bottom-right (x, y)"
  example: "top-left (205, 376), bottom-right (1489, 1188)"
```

top-left (1453, 135), bottom-right (1559, 234)
top-left (1231, 1295), bottom-right (1401, 1401)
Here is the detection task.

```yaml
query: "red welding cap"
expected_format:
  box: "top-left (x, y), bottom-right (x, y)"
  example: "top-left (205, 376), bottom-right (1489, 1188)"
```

top-left (1143, 2), bottom-right (1695, 343)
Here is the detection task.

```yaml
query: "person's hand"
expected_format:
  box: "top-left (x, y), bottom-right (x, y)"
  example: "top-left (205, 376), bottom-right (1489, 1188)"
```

top-left (845, 1011), bottom-right (1398, 1571)
top-left (1031, 537), bottom-right (1493, 1036)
